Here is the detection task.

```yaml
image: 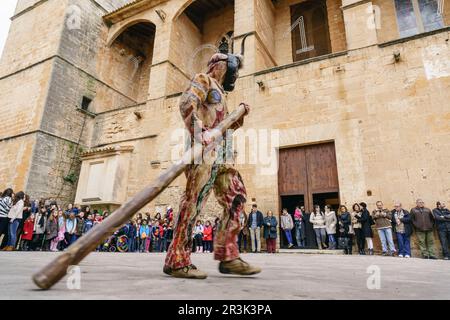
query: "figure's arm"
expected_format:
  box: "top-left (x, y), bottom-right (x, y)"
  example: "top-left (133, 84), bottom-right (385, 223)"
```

top-left (179, 74), bottom-right (211, 144)
top-left (230, 103), bottom-right (250, 131)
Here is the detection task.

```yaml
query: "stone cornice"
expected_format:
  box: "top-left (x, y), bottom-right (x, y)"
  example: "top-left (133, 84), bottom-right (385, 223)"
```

top-left (103, 0), bottom-right (169, 25)
top-left (81, 145), bottom-right (135, 160)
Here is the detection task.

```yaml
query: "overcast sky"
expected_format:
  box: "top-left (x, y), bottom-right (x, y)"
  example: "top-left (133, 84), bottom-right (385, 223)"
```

top-left (0, 0), bottom-right (18, 58)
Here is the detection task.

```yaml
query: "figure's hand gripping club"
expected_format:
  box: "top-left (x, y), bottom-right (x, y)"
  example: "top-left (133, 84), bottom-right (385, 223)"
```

top-left (32, 104), bottom-right (248, 290)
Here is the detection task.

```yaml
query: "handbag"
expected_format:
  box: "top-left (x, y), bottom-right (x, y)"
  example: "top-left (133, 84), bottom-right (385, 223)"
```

top-left (338, 237), bottom-right (349, 249)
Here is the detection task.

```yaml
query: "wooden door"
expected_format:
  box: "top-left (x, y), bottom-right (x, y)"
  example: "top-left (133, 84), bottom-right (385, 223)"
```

top-left (278, 142), bottom-right (339, 212)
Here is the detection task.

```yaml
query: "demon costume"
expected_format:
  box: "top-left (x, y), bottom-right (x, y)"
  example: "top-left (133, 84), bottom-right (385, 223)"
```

top-left (163, 52), bottom-right (261, 279)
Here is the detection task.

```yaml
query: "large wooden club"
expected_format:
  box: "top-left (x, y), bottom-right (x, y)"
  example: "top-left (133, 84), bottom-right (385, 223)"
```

top-left (32, 104), bottom-right (247, 290)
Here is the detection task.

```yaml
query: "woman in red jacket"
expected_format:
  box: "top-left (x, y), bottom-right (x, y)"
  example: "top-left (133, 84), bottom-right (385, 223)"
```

top-left (203, 221), bottom-right (213, 253)
top-left (21, 214), bottom-right (35, 251)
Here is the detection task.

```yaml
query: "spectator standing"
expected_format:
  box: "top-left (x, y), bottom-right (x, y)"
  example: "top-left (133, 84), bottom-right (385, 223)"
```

top-left (280, 208), bottom-right (294, 248)
top-left (359, 202), bottom-right (374, 255)
top-left (410, 199), bottom-right (436, 259)
top-left (33, 206), bottom-right (48, 251)
top-left (237, 209), bottom-right (249, 253)
top-left (46, 211), bottom-right (59, 252)
top-left (74, 211), bottom-right (85, 242)
top-left (293, 206), bottom-right (305, 248)
top-left (21, 214), bottom-right (35, 251)
top-left (16, 194), bottom-right (31, 249)
top-left (263, 210), bottom-right (277, 253)
top-left (139, 220), bottom-right (150, 253)
top-left (165, 222), bottom-right (174, 252)
top-left (371, 201), bottom-right (396, 256)
top-left (247, 204), bottom-right (264, 253)
top-left (126, 220), bottom-right (137, 253)
top-left (65, 212), bottom-right (78, 246)
top-left (351, 203), bottom-right (365, 255)
top-left (57, 210), bottom-right (66, 251)
top-left (338, 205), bottom-right (352, 255)
top-left (310, 205), bottom-right (327, 249)
top-left (392, 202), bottom-right (412, 258)
top-left (83, 213), bottom-right (94, 235)
top-left (193, 220), bottom-right (204, 253)
top-left (324, 205), bottom-right (337, 250)
top-left (153, 221), bottom-right (163, 252)
top-left (0, 188), bottom-right (14, 248)
top-left (4, 191), bottom-right (25, 251)
top-left (432, 202), bottom-right (450, 260)
top-left (203, 221), bottom-right (213, 253)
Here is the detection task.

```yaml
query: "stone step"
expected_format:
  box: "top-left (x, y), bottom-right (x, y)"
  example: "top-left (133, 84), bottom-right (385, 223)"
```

top-left (278, 249), bottom-right (345, 255)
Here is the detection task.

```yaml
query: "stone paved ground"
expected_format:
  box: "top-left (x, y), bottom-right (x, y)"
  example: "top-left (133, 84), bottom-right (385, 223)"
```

top-left (0, 252), bottom-right (449, 300)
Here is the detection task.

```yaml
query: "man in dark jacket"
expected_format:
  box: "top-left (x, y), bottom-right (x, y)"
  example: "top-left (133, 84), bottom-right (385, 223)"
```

top-left (410, 199), bottom-right (436, 259)
top-left (392, 203), bottom-right (413, 258)
top-left (247, 204), bottom-right (264, 253)
top-left (432, 202), bottom-right (450, 260)
top-left (125, 220), bottom-right (137, 252)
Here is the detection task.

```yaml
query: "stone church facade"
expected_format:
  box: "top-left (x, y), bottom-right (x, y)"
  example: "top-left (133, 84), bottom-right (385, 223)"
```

top-left (0, 0), bottom-right (449, 251)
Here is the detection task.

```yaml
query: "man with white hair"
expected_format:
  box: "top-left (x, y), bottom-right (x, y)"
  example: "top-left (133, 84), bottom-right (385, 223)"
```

top-left (392, 202), bottom-right (412, 258)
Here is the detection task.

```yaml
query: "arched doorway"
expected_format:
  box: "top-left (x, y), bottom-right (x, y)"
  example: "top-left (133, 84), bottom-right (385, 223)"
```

top-left (171, 0), bottom-right (235, 79)
top-left (100, 21), bottom-right (156, 103)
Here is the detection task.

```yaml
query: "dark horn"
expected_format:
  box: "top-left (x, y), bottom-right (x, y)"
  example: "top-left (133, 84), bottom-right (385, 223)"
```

top-left (240, 33), bottom-right (251, 56)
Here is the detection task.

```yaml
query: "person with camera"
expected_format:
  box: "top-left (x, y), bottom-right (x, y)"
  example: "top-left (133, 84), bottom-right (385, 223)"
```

top-left (310, 205), bottom-right (327, 250)
top-left (371, 201), bottom-right (396, 256)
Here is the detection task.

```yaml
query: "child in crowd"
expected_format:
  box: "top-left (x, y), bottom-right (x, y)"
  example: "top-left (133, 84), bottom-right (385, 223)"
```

top-left (46, 211), bottom-right (58, 252)
top-left (139, 220), bottom-right (150, 253)
top-left (20, 214), bottom-right (35, 251)
top-left (152, 221), bottom-right (162, 252)
top-left (203, 221), bottom-right (213, 253)
top-left (83, 213), bottom-right (94, 235)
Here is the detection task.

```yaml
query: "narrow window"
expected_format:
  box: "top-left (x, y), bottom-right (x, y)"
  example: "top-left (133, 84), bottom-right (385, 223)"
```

top-left (290, 0), bottom-right (331, 62)
top-left (81, 96), bottom-right (92, 111)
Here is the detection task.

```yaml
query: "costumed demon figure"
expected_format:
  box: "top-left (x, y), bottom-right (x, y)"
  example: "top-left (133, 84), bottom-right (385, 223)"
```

top-left (163, 44), bottom-right (261, 279)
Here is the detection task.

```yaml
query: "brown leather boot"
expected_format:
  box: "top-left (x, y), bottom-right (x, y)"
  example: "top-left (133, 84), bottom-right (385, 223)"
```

top-left (219, 258), bottom-right (262, 276)
top-left (163, 264), bottom-right (208, 279)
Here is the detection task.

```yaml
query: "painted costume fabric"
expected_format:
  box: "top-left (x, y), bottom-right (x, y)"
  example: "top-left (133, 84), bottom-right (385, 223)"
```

top-left (165, 55), bottom-right (247, 270)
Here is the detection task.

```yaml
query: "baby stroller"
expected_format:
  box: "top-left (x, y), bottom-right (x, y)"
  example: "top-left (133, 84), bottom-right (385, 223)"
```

top-left (101, 227), bottom-right (129, 253)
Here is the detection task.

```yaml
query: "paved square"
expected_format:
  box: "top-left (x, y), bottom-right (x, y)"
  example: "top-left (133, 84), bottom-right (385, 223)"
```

top-left (0, 252), bottom-right (449, 300)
